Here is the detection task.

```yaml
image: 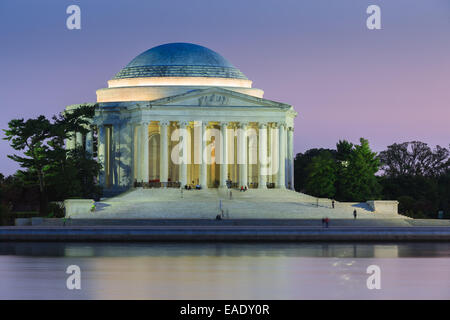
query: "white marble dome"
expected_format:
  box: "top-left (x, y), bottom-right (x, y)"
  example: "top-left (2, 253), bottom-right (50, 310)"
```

top-left (97, 43), bottom-right (262, 102)
top-left (114, 42), bottom-right (248, 80)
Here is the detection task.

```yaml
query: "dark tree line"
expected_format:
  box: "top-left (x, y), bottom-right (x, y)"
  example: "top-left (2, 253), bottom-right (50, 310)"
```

top-left (294, 139), bottom-right (450, 218)
top-left (0, 105), bottom-right (101, 216)
top-left (295, 138), bottom-right (380, 202)
top-left (378, 141), bottom-right (450, 218)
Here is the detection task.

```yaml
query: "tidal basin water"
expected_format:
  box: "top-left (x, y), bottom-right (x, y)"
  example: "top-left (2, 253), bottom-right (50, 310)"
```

top-left (0, 242), bottom-right (449, 299)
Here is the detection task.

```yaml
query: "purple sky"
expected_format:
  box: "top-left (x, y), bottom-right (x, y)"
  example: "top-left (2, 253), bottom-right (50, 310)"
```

top-left (1, 0), bottom-right (449, 175)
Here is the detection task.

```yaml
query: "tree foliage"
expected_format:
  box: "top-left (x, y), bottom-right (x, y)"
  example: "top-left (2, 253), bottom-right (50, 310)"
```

top-left (305, 151), bottom-right (336, 198)
top-left (2, 105), bottom-right (100, 215)
top-left (294, 148), bottom-right (336, 193)
top-left (336, 138), bottom-right (381, 202)
top-left (3, 116), bottom-right (53, 213)
top-left (296, 138), bottom-right (380, 202)
top-left (294, 139), bottom-right (450, 219)
top-left (379, 141), bottom-right (449, 177)
top-left (378, 141), bottom-right (450, 218)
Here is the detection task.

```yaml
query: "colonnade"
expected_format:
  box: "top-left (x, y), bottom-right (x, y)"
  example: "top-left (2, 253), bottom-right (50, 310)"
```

top-left (91, 120), bottom-right (294, 190)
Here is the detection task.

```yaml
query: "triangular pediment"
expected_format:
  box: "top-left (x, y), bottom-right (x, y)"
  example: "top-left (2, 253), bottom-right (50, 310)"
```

top-left (148, 87), bottom-right (291, 109)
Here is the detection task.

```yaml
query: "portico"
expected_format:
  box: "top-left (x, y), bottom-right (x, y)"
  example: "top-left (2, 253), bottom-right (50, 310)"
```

top-left (95, 108), bottom-right (295, 190)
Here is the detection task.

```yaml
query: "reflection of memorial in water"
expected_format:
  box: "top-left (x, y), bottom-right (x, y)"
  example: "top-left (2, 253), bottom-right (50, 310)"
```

top-left (1, 242), bottom-right (449, 299)
top-left (3, 242), bottom-right (450, 259)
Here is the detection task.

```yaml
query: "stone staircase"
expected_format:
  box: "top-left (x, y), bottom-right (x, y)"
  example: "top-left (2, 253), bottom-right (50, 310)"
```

top-left (67, 187), bottom-right (404, 220)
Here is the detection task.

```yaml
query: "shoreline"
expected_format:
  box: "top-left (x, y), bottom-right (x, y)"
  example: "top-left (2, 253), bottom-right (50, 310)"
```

top-left (1, 218), bottom-right (450, 242)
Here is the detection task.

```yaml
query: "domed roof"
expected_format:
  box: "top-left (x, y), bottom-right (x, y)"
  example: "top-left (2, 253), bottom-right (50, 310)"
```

top-left (113, 43), bottom-right (248, 80)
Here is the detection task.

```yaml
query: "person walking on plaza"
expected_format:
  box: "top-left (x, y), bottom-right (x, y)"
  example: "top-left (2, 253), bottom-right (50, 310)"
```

top-left (353, 209), bottom-right (357, 219)
top-left (332, 200), bottom-right (335, 209)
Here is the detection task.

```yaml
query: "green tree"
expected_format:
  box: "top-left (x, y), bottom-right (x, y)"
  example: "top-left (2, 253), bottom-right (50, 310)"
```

top-left (294, 148), bottom-right (336, 192)
top-left (3, 104), bottom-right (100, 214)
top-left (305, 151), bottom-right (336, 198)
top-left (379, 141), bottom-right (449, 177)
top-left (66, 146), bottom-right (102, 199)
top-left (336, 140), bottom-right (353, 162)
top-left (3, 116), bottom-right (53, 214)
top-left (336, 138), bottom-right (380, 202)
top-left (379, 141), bottom-right (450, 218)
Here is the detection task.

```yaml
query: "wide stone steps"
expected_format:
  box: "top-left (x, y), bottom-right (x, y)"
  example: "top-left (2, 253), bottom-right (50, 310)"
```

top-left (66, 187), bottom-right (403, 220)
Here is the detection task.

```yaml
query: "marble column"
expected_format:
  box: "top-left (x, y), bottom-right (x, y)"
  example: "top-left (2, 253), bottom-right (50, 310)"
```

top-left (130, 123), bottom-right (136, 185)
top-left (238, 122), bottom-right (248, 188)
top-left (66, 132), bottom-right (76, 150)
top-left (85, 130), bottom-right (93, 156)
top-left (98, 125), bottom-right (106, 186)
top-left (118, 123), bottom-right (133, 188)
top-left (141, 122), bottom-right (149, 184)
top-left (112, 124), bottom-right (120, 187)
top-left (76, 132), bottom-right (83, 148)
top-left (159, 121), bottom-right (169, 187)
top-left (200, 121), bottom-right (208, 189)
top-left (219, 122), bottom-right (229, 188)
top-left (135, 124), bottom-right (142, 183)
top-left (179, 121), bottom-right (189, 187)
top-left (267, 124), bottom-right (273, 184)
top-left (277, 122), bottom-right (286, 189)
top-left (258, 123), bottom-right (267, 189)
top-left (287, 127), bottom-right (294, 190)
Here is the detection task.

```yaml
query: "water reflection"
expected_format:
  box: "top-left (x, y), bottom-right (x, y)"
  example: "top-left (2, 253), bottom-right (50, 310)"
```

top-left (0, 242), bottom-right (449, 258)
top-left (0, 242), bottom-right (449, 299)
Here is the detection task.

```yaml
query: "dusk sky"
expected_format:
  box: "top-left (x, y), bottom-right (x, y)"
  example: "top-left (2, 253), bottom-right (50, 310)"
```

top-left (1, 0), bottom-right (449, 175)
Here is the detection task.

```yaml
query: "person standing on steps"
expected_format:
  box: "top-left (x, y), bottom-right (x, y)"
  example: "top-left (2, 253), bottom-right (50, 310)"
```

top-left (353, 209), bottom-right (357, 219)
top-left (332, 200), bottom-right (335, 209)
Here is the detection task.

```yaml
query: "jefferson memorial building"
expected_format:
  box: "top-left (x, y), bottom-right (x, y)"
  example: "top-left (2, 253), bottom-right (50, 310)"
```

top-left (66, 43), bottom-right (297, 194)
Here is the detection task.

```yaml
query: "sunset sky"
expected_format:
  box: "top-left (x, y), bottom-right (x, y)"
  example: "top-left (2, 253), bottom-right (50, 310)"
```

top-left (1, 0), bottom-right (449, 175)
